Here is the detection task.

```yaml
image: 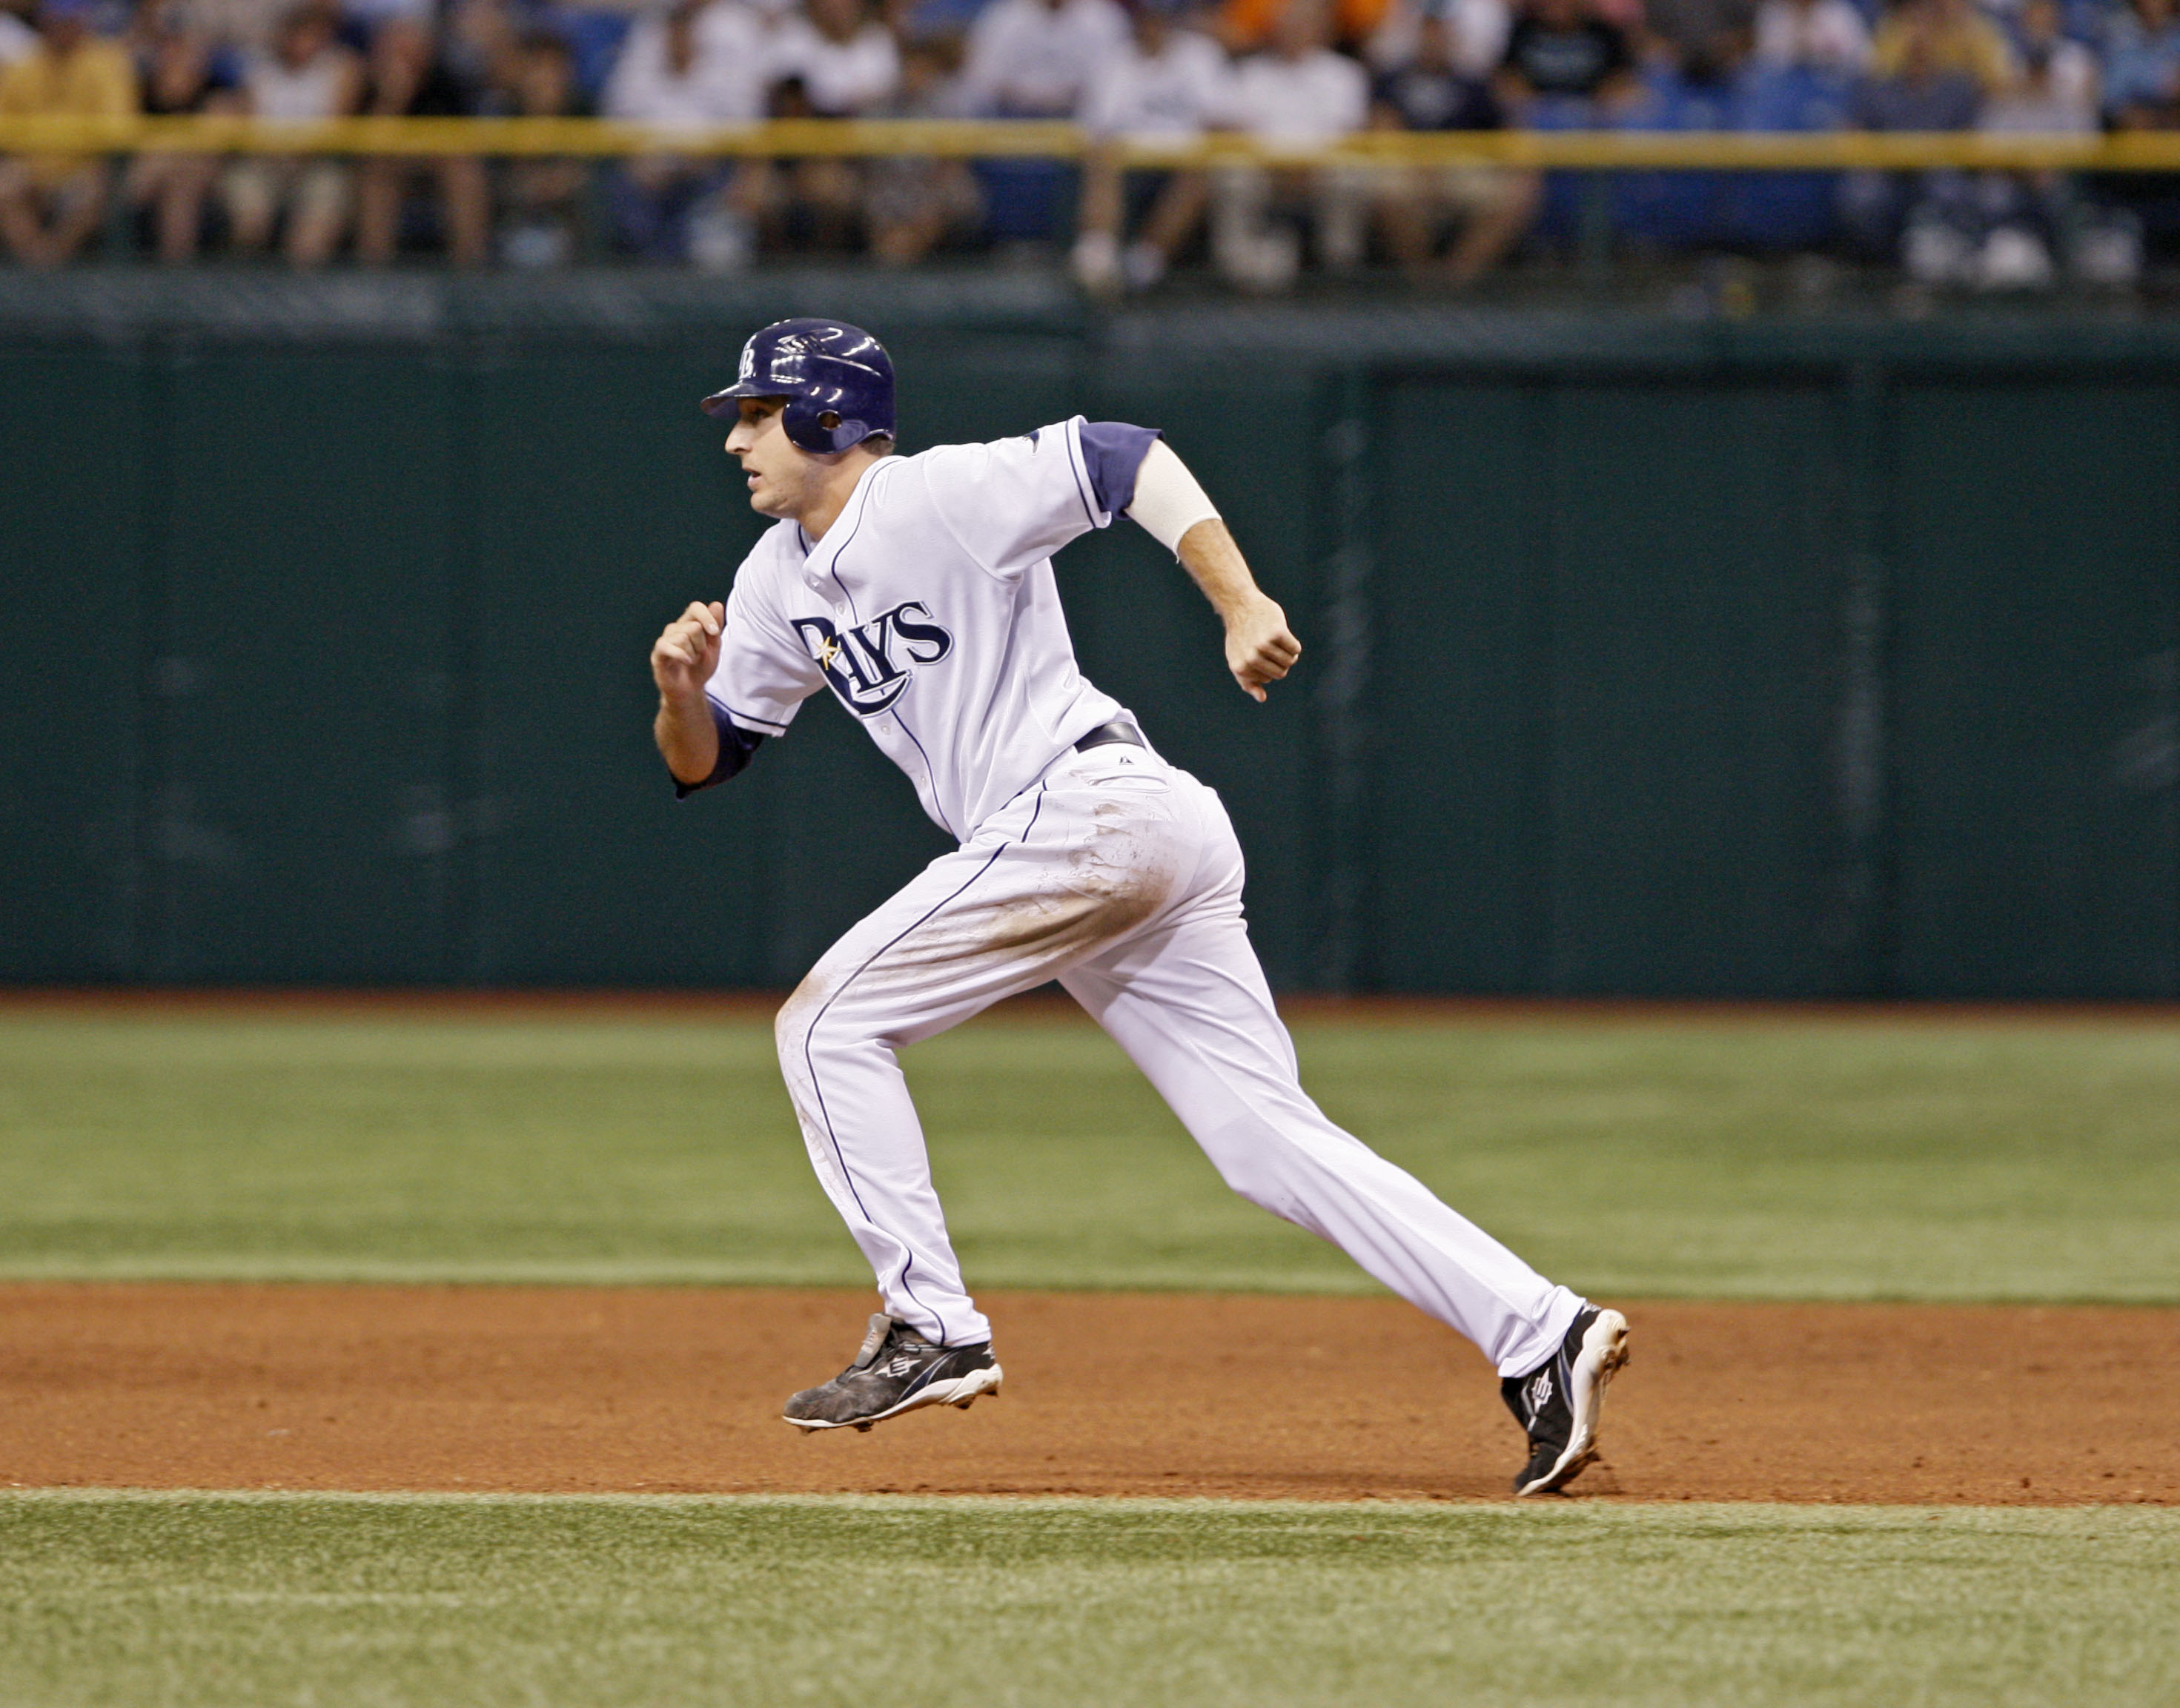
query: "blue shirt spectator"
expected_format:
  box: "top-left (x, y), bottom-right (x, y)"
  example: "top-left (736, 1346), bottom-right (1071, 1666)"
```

top-left (1851, 18), bottom-right (1981, 127)
top-left (2104, 0), bottom-right (2180, 122)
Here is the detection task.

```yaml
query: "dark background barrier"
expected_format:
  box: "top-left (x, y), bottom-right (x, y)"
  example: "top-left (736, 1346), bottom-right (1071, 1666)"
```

top-left (6, 272), bottom-right (2178, 996)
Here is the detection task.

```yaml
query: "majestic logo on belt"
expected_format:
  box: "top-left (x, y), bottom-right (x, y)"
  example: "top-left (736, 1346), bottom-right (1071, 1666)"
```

top-left (792, 601), bottom-right (953, 716)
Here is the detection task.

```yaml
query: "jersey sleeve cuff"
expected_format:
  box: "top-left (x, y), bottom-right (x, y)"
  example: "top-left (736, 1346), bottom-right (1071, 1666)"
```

top-left (673, 699), bottom-right (770, 798)
top-left (1077, 420), bottom-right (1163, 521)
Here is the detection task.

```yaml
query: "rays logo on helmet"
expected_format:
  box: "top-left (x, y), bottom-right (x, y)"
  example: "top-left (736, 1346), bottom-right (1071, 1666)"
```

top-left (791, 602), bottom-right (952, 716)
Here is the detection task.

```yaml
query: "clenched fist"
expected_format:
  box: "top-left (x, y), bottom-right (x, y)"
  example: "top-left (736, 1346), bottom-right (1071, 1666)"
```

top-left (652, 600), bottom-right (724, 701)
top-left (1224, 592), bottom-right (1302, 704)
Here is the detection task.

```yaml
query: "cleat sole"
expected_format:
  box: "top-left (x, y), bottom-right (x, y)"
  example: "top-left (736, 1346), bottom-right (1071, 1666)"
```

top-left (781, 1360), bottom-right (1005, 1434)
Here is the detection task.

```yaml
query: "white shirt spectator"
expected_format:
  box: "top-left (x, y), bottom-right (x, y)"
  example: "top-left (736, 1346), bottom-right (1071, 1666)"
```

top-left (1365, 0), bottom-right (1510, 79)
top-left (1222, 44), bottom-right (1367, 145)
top-left (242, 39), bottom-right (356, 116)
top-left (961, 0), bottom-right (1129, 117)
top-left (1752, 0), bottom-right (1869, 72)
top-left (1981, 37), bottom-right (2097, 130)
top-left (766, 14), bottom-right (899, 114)
top-left (606, 1), bottom-right (769, 127)
top-left (0, 8), bottom-right (37, 62)
top-left (1080, 27), bottom-right (1229, 139)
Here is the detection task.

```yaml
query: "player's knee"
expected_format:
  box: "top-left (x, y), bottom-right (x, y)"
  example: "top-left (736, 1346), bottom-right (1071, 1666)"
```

top-left (774, 974), bottom-right (826, 1063)
top-left (775, 970), bottom-right (881, 1068)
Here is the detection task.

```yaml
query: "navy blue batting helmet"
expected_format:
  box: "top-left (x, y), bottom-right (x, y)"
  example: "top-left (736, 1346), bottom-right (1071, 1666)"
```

top-left (701, 319), bottom-right (895, 454)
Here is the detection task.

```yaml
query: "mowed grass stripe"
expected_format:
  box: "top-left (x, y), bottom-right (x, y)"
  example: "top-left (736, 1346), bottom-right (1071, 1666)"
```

top-left (3, 1011), bottom-right (2179, 1300)
top-left (1, 1492), bottom-right (2175, 1708)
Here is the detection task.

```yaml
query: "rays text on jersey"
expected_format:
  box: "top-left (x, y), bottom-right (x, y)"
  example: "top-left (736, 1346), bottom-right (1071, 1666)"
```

top-left (792, 602), bottom-right (954, 716)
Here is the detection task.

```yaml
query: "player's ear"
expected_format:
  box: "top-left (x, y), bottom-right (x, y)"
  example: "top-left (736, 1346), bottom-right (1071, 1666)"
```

top-left (818, 410), bottom-right (842, 432)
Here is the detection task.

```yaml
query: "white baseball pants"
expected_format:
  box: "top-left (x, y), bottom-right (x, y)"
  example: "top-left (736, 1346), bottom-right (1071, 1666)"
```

top-left (773, 742), bottom-right (1586, 1378)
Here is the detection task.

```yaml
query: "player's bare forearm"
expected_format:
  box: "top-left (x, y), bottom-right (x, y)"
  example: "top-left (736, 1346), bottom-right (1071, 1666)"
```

top-left (652, 600), bottom-right (724, 784)
top-left (1176, 518), bottom-right (1302, 703)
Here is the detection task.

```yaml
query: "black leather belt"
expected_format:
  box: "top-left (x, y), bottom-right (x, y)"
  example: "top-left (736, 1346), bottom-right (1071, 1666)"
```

top-left (1074, 718), bottom-right (1144, 753)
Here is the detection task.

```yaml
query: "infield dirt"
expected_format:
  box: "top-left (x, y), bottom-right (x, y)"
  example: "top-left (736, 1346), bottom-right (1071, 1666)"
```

top-left (1, 1285), bottom-right (2172, 1505)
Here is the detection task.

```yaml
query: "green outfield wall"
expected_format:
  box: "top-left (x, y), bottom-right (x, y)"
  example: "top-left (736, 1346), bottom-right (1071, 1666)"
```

top-left (5, 271), bottom-right (2178, 996)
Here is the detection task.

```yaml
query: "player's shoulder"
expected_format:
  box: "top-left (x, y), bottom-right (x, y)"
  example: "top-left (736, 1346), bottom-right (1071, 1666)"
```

top-left (903, 418), bottom-right (1084, 480)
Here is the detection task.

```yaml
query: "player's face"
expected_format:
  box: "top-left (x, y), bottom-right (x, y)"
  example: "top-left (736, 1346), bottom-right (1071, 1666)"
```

top-left (724, 396), bottom-right (826, 521)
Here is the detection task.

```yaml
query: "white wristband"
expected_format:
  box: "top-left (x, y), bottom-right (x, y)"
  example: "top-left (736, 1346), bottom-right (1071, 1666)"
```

top-left (1124, 439), bottom-right (1222, 555)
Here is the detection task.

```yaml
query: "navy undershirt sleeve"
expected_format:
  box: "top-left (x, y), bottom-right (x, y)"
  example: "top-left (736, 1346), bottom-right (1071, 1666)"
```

top-left (672, 701), bottom-right (767, 798)
top-left (1079, 421), bottom-right (1162, 517)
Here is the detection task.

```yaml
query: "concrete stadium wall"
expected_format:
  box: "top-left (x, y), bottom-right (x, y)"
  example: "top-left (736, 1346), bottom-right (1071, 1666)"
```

top-left (6, 272), bottom-right (2178, 996)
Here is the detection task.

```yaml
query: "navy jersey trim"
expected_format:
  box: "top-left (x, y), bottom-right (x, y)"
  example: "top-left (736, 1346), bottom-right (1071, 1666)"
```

top-left (1079, 422), bottom-right (1162, 517)
top-left (673, 701), bottom-right (767, 797)
top-left (1061, 419), bottom-right (1098, 528)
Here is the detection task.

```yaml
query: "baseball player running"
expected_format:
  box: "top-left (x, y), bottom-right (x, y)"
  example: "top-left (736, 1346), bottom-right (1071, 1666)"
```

top-left (650, 317), bottom-right (1629, 1494)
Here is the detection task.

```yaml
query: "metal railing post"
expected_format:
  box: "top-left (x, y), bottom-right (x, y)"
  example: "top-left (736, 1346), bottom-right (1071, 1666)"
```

top-left (580, 157), bottom-right (613, 263)
top-left (1577, 168), bottom-right (1611, 288)
top-left (102, 153), bottom-right (134, 261)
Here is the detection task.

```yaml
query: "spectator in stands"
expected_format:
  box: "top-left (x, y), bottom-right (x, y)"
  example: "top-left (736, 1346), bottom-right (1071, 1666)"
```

top-left (0, 0), bottom-right (33, 64)
top-left (188, 0), bottom-right (293, 57)
top-left (2104, 0), bottom-right (2180, 127)
top-left (1841, 0), bottom-right (1983, 277)
top-left (0, 0), bottom-right (138, 266)
top-left (753, 0), bottom-right (898, 251)
top-left (603, 0), bottom-right (767, 267)
top-left (1493, 0), bottom-right (1637, 113)
top-left (1644, 0), bottom-right (1753, 86)
top-left (770, 0), bottom-right (899, 111)
top-left (1369, 0), bottom-right (1537, 279)
top-left (1366, 0), bottom-right (1510, 77)
top-left (1866, 0), bottom-right (2014, 95)
top-left (494, 30), bottom-right (589, 266)
top-left (443, 0), bottom-right (521, 107)
top-left (864, 36), bottom-right (984, 263)
top-left (1968, 0), bottom-right (2109, 285)
top-left (1750, 0), bottom-right (1868, 71)
top-left (125, 0), bottom-right (233, 262)
top-left (961, 0), bottom-right (1125, 245)
top-left (1212, 0), bottom-right (1370, 288)
top-left (356, 16), bottom-right (490, 265)
top-left (1852, 4), bottom-right (1983, 126)
top-left (1070, 0), bottom-right (1228, 293)
top-left (2092, 0), bottom-right (2180, 266)
top-left (961, 0), bottom-right (1129, 114)
top-left (222, 4), bottom-right (361, 267)
top-left (1984, 0), bottom-right (2095, 132)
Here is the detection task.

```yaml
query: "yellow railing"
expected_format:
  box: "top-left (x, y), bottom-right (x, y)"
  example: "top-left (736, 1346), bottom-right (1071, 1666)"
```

top-left (4, 113), bottom-right (2180, 169)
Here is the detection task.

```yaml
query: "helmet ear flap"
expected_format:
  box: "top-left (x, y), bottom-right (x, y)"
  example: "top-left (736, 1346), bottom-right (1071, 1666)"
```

top-left (783, 396), bottom-right (867, 454)
top-left (779, 394), bottom-right (832, 454)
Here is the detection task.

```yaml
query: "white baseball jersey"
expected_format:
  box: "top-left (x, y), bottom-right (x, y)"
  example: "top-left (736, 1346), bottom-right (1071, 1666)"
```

top-left (703, 415), bottom-right (1137, 841)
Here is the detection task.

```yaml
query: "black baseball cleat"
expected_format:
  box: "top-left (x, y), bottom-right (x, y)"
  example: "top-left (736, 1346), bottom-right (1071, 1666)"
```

top-left (1503, 1307), bottom-right (1631, 1496)
top-left (783, 1313), bottom-right (1003, 1434)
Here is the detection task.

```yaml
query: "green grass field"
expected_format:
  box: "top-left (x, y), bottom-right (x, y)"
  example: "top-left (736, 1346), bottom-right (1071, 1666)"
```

top-left (6, 1005), bottom-right (2178, 1706)
top-left (1, 1008), bottom-right (2177, 1300)
top-left (4, 1493), bottom-right (2176, 1708)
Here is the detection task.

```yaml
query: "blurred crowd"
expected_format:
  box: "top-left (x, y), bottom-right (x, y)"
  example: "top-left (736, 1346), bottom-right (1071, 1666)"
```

top-left (2, 0), bottom-right (2176, 284)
